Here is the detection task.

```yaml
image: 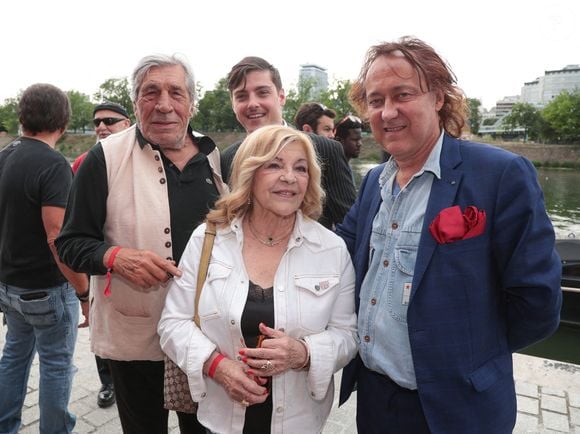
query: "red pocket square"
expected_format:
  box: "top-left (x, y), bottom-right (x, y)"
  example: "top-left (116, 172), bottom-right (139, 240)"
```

top-left (429, 205), bottom-right (486, 244)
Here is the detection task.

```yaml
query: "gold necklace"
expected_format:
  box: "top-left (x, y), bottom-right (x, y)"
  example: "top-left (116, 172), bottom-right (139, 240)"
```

top-left (247, 218), bottom-right (294, 247)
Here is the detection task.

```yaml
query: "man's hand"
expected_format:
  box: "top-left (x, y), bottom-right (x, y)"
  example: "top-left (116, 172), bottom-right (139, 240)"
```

top-left (79, 300), bottom-right (89, 328)
top-left (104, 247), bottom-right (182, 291)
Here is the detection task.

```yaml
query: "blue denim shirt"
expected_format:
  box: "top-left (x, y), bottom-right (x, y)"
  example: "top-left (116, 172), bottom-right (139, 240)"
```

top-left (358, 132), bottom-right (443, 389)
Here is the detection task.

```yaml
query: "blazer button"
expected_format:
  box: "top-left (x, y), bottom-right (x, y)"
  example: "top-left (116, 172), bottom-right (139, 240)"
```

top-left (154, 155), bottom-right (160, 161)
top-left (383, 260), bottom-right (389, 267)
top-left (391, 222), bottom-right (398, 230)
top-left (158, 167), bottom-right (163, 173)
top-left (164, 227), bottom-right (170, 234)
top-left (165, 241), bottom-right (171, 248)
top-left (166, 257), bottom-right (172, 261)
top-left (371, 298), bottom-right (377, 305)
top-left (160, 178), bottom-right (166, 184)
top-left (364, 335), bottom-right (370, 342)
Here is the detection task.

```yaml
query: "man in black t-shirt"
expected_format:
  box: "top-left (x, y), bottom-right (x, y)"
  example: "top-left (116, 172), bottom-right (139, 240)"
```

top-left (0, 83), bottom-right (89, 434)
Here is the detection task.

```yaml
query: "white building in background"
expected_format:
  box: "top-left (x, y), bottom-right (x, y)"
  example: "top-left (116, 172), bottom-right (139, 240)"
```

top-left (521, 65), bottom-right (580, 107)
top-left (298, 64), bottom-right (328, 98)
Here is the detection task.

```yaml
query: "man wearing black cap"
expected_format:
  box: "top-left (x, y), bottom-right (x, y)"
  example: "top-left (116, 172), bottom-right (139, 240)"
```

top-left (72, 102), bottom-right (131, 172)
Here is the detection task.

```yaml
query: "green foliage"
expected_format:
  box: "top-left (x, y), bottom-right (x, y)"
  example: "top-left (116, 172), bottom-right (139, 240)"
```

top-left (190, 78), bottom-right (242, 132)
top-left (283, 78), bottom-right (319, 126)
top-left (319, 80), bottom-right (356, 119)
top-left (94, 78), bottom-right (134, 120)
top-left (542, 90), bottom-right (580, 143)
top-left (0, 97), bottom-right (19, 134)
top-left (482, 118), bottom-right (497, 126)
top-left (501, 102), bottom-right (543, 141)
top-left (66, 90), bottom-right (93, 133)
top-left (467, 98), bottom-right (481, 134)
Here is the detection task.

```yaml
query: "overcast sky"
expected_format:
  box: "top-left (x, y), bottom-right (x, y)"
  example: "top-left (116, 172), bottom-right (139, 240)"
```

top-left (2, 0), bottom-right (578, 110)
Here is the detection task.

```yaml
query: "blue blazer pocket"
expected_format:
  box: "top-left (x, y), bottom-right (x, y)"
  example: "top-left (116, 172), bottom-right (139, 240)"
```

top-left (469, 353), bottom-right (512, 392)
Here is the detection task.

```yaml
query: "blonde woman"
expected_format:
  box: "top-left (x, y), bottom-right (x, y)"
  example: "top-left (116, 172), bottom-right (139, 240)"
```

top-left (159, 125), bottom-right (358, 433)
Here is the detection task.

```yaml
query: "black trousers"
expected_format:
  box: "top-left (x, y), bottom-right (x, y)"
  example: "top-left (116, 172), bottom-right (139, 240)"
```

top-left (108, 359), bottom-right (205, 434)
top-left (95, 355), bottom-right (112, 385)
top-left (356, 366), bottom-right (430, 434)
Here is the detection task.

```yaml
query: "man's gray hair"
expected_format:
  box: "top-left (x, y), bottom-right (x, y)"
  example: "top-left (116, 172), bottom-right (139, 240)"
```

top-left (131, 54), bottom-right (196, 104)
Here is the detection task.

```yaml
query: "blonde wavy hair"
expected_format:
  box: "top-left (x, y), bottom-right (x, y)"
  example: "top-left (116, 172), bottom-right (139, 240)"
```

top-left (207, 125), bottom-right (324, 227)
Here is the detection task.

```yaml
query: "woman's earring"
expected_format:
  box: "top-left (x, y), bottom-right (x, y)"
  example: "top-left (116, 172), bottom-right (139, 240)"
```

top-left (247, 196), bottom-right (252, 206)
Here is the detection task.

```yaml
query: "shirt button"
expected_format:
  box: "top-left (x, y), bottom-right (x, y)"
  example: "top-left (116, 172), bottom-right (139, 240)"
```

top-left (276, 406), bottom-right (283, 413)
top-left (160, 178), bottom-right (166, 184)
top-left (165, 241), bottom-right (172, 248)
top-left (236, 355), bottom-right (242, 361)
top-left (201, 392), bottom-right (206, 398)
top-left (383, 260), bottom-right (389, 267)
top-left (371, 298), bottom-right (377, 305)
top-left (164, 227), bottom-right (171, 234)
top-left (158, 167), bottom-right (163, 173)
top-left (392, 222), bottom-right (398, 230)
top-left (230, 320), bottom-right (235, 325)
top-left (364, 335), bottom-right (370, 342)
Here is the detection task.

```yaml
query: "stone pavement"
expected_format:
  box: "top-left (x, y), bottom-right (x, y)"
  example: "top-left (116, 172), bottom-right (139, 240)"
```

top-left (2, 326), bottom-right (580, 433)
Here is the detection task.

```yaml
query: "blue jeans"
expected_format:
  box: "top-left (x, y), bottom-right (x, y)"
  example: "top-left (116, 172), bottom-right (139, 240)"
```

top-left (0, 281), bottom-right (79, 434)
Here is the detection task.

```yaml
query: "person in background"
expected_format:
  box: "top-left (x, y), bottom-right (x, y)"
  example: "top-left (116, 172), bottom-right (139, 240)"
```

top-left (220, 56), bottom-right (356, 229)
top-left (294, 102), bottom-right (336, 138)
top-left (334, 114), bottom-right (364, 183)
top-left (72, 101), bottom-right (131, 173)
top-left (159, 125), bottom-right (358, 434)
top-left (0, 83), bottom-right (89, 433)
top-left (56, 54), bottom-right (227, 434)
top-left (72, 101), bottom-right (132, 409)
top-left (337, 36), bottom-right (562, 434)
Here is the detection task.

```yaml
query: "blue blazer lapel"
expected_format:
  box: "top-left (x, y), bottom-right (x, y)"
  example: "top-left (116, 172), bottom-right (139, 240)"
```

top-left (412, 135), bottom-right (463, 296)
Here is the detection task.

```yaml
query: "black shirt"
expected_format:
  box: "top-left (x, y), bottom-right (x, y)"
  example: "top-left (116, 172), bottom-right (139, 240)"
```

top-left (55, 128), bottom-right (220, 275)
top-left (0, 137), bottom-right (72, 288)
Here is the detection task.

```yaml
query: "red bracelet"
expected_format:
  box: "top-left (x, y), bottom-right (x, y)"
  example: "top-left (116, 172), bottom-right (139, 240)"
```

top-left (208, 354), bottom-right (225, 378)
top-left (104, 246), bottom-right (122, 297)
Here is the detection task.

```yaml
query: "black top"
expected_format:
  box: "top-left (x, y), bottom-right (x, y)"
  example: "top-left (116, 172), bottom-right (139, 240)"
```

top-left (55, 128), bottom-right (220, 275)
top-left (0, 137), bottom-right (72, 288)
top-left (241, 281), bottom-right (275, 434)
top-left (220, 132), bottom-right (357, 229)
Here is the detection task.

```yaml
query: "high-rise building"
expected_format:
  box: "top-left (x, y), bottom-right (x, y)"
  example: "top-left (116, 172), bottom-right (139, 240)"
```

top-left (298, 64), bottom-right (328, 98)
top-left (521, 65), bottom-right (580, 107)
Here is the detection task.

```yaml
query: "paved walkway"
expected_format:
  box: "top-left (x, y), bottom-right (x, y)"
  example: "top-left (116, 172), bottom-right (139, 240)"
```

top-left (2, 326), bottom-right (580, 433)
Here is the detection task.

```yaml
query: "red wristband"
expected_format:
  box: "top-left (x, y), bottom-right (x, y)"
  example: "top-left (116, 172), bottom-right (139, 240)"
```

top-left (208, 354), bottom-right (225, 378)
top-left (104, 246), bottom-right (122, 297)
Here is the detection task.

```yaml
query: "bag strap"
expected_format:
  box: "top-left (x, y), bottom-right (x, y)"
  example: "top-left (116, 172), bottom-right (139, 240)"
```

top-left (193, 221), bottom-right (217, 327)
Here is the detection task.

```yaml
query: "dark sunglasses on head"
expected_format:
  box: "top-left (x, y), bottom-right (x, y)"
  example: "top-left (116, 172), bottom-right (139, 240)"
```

top-left (336, 115), bottom-right (362, 127)
top-left (93, 117), bottom-right (126, 127)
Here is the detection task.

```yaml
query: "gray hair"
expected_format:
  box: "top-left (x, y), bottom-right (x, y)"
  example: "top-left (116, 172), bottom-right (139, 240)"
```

top-left (131, 54), bottom-right (196, 104)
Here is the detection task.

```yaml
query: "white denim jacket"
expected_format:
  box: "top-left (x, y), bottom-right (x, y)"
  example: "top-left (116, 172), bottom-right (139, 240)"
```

top-left (159, 212), bottom-right (358, 434)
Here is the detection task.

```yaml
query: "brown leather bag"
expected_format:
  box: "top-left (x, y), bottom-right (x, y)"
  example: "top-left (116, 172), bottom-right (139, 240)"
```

top-left (163, 222), bottom-right (216, 413)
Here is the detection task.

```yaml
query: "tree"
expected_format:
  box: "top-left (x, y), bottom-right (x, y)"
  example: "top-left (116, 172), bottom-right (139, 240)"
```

top-left (191, 78), bottom-right (242, 132)
top-left (320, 79), bottom-right (355, 119)
top-left (0, 97), bottom-right (19, 134)
top-left (467, 98), bottom-right (481, 135)
top-left (94, 77), bottom-right (134, 120)
top-left (283, 78), bottom-right (318, 126)
top-left (67, 90), bottom-right (93, 133)
top-left (502, 102), bottom-right (543, 141)
top-left (542, 90), bottom-right (580, 143)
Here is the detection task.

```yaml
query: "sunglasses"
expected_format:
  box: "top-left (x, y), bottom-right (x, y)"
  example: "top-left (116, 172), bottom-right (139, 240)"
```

top-left (93, 117), bottom-right (126, 127)
top-left (336, 115), bottom-right (363, 126)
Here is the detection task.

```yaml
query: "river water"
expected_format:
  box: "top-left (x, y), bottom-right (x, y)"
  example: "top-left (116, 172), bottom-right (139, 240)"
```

top-left (352, 162), bottom-right (580, 363)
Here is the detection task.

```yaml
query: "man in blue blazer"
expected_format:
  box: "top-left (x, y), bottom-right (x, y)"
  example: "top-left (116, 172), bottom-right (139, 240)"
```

top-left (337, 37), bottom-right (562, 434)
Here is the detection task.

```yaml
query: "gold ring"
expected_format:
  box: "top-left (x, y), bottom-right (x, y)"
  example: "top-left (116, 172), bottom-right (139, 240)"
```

top-left (265, 360), bottom-right (274, 371)
top-left (241, 399), bottom-right (249, 407)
